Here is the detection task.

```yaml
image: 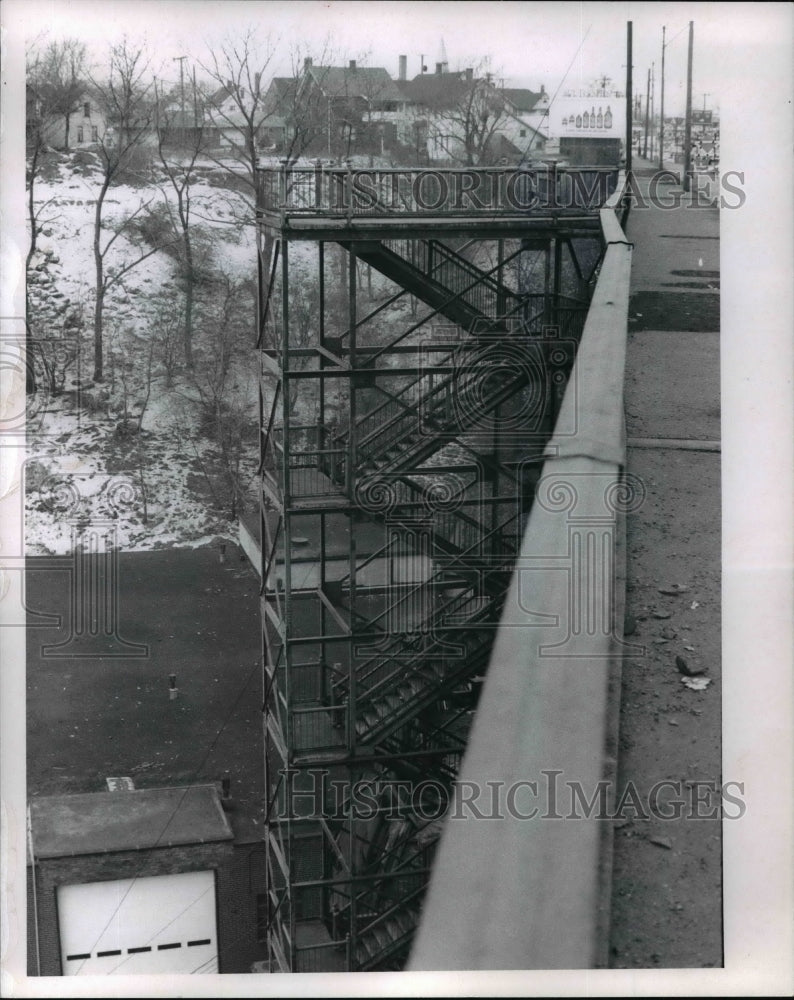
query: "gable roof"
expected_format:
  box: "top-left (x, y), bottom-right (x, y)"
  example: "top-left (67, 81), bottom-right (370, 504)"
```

top-left (400, 71), bottom-right (476, 109)
top-left (207, 84), bottom-right (233, 107)
top-left (502, 87), bottom-right (546, 114)
top-left (262, 76), bottom-right (299, 115)
top-left (306, 65), bottom-right (405, 103)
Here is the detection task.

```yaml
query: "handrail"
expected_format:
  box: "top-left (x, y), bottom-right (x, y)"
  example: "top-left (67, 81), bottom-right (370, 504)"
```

top-left (332, 517), bottom-right (517, 703)
top-left (256, 164), bottom-right (619, 218)
top-left (408, 172), bottom-right (633, 971)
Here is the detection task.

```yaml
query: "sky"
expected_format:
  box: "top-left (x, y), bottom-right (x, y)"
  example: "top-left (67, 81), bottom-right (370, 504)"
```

top-left (8, 0), bottom-right (788, 117)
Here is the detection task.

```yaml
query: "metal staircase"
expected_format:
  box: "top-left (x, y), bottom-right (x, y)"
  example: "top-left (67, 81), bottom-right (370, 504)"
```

top-left (257, 164), bottom-right (605, 972)
top-left (341, 237), bottom-right (523, 333)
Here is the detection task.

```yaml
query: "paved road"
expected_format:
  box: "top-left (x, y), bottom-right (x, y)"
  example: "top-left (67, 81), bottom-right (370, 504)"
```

top-left (609, 160), bottom-right (722, 969)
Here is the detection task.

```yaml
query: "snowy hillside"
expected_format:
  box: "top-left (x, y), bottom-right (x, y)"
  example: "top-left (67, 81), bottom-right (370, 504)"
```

top-left (25, 150), bottom-right (262, 555)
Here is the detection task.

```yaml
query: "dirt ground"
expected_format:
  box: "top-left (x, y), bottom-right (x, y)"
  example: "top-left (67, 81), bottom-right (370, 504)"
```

top-left (609, 164), bottom-right (722, 968)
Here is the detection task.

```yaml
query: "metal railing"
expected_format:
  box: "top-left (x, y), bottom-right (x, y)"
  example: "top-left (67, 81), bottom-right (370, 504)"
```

top-left (257, 163), bottom-right (619, 219)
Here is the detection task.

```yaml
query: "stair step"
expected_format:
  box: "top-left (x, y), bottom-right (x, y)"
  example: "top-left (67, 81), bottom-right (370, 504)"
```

top-left (371, 924), bottom-right (394, 951)
top-left (390, 910), bottom-right (416, 938)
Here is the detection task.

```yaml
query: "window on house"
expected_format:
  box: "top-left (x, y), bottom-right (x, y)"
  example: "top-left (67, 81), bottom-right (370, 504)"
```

top-left (255, 894), bottom-right (267, 943)
top-left (84, 102), bottom-right (90, 117)
top-left (77, 126), bottom-right (84, 143)
top-left (92, 126), bottom-right (98, 142)
top-left (520, 129), bottom-right (527, 137)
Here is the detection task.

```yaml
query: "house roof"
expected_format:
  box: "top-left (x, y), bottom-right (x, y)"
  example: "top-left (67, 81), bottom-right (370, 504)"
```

top-left (399, 71), bottom-right (480, 109)
top-left (307, 65), bottom-right (405, 103)
top-left (262, 76), bottom-right (299, 116)
top-left (207, 84), bottom-right (234, 107)
top-left (489, 132), bottom-right (524, 160)
top-left (29, 785), bottom-right (234, 859)
top-left (503, 87), bottom-right (544, 113)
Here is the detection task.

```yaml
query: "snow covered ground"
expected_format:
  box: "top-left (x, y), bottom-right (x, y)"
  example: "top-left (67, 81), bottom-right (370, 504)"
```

top-left (25, 151), bottom-right (262, 555)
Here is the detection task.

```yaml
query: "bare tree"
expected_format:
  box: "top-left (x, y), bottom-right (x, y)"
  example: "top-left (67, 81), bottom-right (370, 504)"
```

top-left (88, 40), bottom-right (172, 382)
top-left (27, 38), bottom-right (87, 151)
top-left (185, 273), bottom-right (256, 519)
top-left (25, 38), bottom-right (77, 392)
top-left (154, 74), bottom-right (208, 367)
top-left (199, 28), bottom-right (276, 196)
top-left (406, 61), bottom-right (511, 166)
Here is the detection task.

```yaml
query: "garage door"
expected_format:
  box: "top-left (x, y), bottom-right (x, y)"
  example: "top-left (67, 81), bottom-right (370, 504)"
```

top-left (57, 870), bottom-right (218, 975)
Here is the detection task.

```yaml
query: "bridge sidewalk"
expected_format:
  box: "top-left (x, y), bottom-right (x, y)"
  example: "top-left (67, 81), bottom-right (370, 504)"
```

top-left (609, 161), bottom-right (722, 968)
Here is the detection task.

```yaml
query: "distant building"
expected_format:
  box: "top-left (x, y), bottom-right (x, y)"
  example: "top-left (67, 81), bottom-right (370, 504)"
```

top-left (34, 91), bottom-right (109, 150)
top-left (295, 59), bottom-right (410, 158)
top-left (398, 66), bottom-right (546, 166)
top-left (202, 82), bottom-right (255, 149)
top-left (503, 85), bottom-right (551, 138)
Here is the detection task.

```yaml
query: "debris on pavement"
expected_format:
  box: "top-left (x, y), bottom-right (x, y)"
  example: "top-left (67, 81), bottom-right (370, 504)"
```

top-left (649, 836), bottom-right (673, 849)
top-left (652, 610), bottom-right (672, 619)
top-left (690, 600), bottom-right (700, 609)
top-left (658, 584), bottom-right (689, 595)
top-left (680, 676), bottom-right (711, 691)
top-left (676, 655), bottom-right (706, 677)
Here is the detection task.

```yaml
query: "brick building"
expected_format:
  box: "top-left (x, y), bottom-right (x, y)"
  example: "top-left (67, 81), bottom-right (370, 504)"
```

top-left (26, 545), bottom-right (267, 976)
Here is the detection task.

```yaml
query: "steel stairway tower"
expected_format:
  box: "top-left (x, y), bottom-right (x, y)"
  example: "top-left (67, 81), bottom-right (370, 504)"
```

top-left (255, 161), bottom-right (611, 972)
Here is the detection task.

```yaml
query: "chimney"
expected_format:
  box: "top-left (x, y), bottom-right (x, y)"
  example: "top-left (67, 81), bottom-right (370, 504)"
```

top-left (304, 56), bottom-right (312, 69)
top-left (435, 62), bottom-right (443, 75)
top-left (465, 67), bottom-right (473, 82)
top-left (349, 59), bottom-right (357, 71)
top-left (254, 72), bottom-right (261, 94)
top-left (398, 55), bottom-right (407, 81)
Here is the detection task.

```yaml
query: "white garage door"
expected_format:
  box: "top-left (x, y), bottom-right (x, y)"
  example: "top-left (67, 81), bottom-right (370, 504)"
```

top-left (57, 870), bottom-right (218, 975)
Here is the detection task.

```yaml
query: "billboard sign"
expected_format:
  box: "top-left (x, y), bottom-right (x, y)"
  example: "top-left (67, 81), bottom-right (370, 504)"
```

top-left (549, 89), bottom-right (626, 142)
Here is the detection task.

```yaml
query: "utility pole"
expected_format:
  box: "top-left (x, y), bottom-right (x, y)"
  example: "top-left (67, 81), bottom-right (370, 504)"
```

top-left (193, 66), bottom-right (199, 128)
top-left (659, 26), bottom-right (666, 170)
top-left (643, 67), bottom-right (650, 158)
top-left (626, 21), bottom-right (633, 172)
top-left (683, 21), bottom-right (694, 191)
top-left (650, 61), bottom-right (655, 160)
top-left (702, 92), bottom-right (710, 112)
top-left (173, 55), bottom-right (187, 134)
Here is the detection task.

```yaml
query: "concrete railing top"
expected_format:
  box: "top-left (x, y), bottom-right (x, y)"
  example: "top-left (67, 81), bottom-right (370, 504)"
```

top-left (408, 171), bottom-right (633, 972)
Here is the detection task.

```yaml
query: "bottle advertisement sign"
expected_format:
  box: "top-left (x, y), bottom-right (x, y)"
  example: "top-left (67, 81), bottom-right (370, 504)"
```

top-left (549, 90), bottom-right (626, 140)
